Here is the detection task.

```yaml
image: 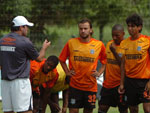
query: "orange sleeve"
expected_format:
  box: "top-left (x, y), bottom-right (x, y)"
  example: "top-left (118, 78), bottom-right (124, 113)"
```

top-left (59, 42), bottom-right (70, 62)
top-left (30, 60), bottom-right (40, 82)
top-left (99, 43), bottom-right (107, 64)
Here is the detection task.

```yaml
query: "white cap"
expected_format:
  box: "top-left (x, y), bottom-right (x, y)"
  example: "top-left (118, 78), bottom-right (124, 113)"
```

top-left (12, 16), bottom-right (34, 27)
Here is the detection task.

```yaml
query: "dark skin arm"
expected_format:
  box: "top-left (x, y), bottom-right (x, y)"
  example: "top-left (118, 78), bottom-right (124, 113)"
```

top-left (144, 47), bottom-right (150, 99)
top-left (62, 89), bottom-right (69, 113)
top-left (109, 42), bottom-right (121, 66)
top-left (118, 56), bottom-right (125, 94)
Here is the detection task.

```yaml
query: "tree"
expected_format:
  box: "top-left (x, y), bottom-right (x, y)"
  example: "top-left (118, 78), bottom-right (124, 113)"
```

top-left (0, 0), bottom-right (32, 35)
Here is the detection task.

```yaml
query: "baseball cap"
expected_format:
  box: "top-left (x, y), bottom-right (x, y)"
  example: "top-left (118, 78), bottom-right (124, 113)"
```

top-left (12, 16), bottom-right (34, 27)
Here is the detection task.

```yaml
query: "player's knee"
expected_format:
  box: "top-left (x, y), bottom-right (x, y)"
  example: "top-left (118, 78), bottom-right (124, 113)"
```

top-left (118, 105), bottom-right (128, 113)
top-left (143, 109), bottom-right (150, 113)
top-left (129, 106), bottom-right (138, 113)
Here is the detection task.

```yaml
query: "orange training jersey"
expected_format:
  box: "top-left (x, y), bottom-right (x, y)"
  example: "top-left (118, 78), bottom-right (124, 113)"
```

top-left (120, 34), bottom-right (150, 79)
top-left (30, 60), bottom-right (58, 89)
top-left (103, 40), bottom-right (122, 88)
top-left (59, 37), bottom-right (106, 92)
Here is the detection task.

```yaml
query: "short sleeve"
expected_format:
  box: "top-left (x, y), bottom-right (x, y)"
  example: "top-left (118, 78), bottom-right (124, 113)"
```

top-left (59, 42), bottom-right (70, 62)
top-left (99, 43), bottom-right (107, 64)
top-left (25, 38), bottom-right (39, 60)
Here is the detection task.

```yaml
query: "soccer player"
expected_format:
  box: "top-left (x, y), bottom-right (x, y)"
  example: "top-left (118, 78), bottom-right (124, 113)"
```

top-left (118, 13), bottom-right (150, 113)
top-left (30, 57), bottom-right (69, 113)
top-left (98, 24), bottom-right (128, 113)
top-left (0, 16), bottom-right (50, 113)
top-left (59, 18), bottom-right (107, 113)
top-left (30, 55), bottom-right (59, 113)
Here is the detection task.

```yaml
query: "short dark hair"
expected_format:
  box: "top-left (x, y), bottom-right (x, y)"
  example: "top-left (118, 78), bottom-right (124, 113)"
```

top-left (126, 13), bottom-right (143, 32)
top-left (112, 24), bottom-right (124, 32)
top-left (78, 18), bottom-right (92, 28)
top-left (46, 55), bottom-right (59, 68)
top-left (11, 22), bottom-right (20, 31)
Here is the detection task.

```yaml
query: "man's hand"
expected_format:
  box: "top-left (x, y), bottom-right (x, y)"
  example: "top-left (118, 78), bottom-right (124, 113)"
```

top-left (91, 70), bottom-right (101, 78)
top-left (42, 39), bottom-right (51, 50)
top-left (66, 69), bottom-right (76, 77)
top-left (118, 84), bottom-right (125, 94)
top-left (144, 80), bottom-right (150, 99)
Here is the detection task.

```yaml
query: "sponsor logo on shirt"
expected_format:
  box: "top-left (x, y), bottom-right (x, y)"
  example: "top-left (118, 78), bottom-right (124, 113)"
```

top-left (0, 37), bottom-right (16, 45)
top-left (74, 56), bottom-right (95, 63)
top-left (0, 46), bottom-right (16, 52)
top-left (107, 58), bottom-right (118, 65)
top-left (125, 54), bottom-right (142, 59)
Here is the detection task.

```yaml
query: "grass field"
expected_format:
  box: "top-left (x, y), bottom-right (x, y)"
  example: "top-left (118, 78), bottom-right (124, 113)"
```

top-left (0, 100), bottom-right (145, 113)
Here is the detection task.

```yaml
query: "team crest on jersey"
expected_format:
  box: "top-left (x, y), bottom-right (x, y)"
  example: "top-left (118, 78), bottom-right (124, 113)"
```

top-left (118, 53), bottom-right (122, 57)
top-left (137, 46), bottom-right (141, 51)
top-left (90, 49), bottom-right (95, 54)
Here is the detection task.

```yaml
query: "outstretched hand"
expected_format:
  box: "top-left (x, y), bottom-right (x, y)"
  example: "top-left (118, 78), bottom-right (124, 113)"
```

top-left (42, 39), bottom-right (51, 50)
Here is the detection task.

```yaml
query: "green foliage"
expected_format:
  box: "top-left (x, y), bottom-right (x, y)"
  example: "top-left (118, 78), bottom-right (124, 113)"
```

top-left (0, 0), bottom-right (150, 41)
top-left (0, 0), bottom-right (32, 32)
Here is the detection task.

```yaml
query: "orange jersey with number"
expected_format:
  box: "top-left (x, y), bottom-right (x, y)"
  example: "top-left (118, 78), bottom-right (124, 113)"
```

top-left (103, 40), bottom-right (122, 88)
top-left (120, 34), bottom-right (150, 79)
top-left (30, 60), bottom-right (58, 89)
top-left (59, 37), bottom-right (106, 92)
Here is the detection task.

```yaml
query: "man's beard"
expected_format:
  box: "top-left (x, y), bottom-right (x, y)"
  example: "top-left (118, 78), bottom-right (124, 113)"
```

top-left (80, 34), bottom-right (89, 39)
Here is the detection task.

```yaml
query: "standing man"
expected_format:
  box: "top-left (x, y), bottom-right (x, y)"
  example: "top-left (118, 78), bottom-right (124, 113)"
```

top-left (118, 14), bottom-right (150, 113)
top-left (0, 16), bottom-right (50, 113)
top-left (98, 24), bottom-right (128, 113)
top-left (59, 19), bottom-right (106, 113)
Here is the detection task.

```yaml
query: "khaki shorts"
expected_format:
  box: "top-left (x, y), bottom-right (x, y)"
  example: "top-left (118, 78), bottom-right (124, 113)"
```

top-left (1, 78), bottom-right (33, 112)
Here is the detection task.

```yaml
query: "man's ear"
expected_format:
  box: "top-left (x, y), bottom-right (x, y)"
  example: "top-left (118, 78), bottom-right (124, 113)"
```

top-left (138, 25), bottom-right (142, 32)
top-left (90, 29), bottom-right (93, 35)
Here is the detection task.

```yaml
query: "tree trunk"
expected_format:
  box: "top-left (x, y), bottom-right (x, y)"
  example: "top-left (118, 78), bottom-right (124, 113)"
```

top-left (99, 25), bottom-right (104, 41)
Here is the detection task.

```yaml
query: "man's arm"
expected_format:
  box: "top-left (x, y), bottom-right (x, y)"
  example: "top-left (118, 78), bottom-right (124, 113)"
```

top-left (36, 39), bottom-right (51, 62)
top-left (62, 89), bottom-right (69, 113)
top-left (118, 56), bottom-right (125, 94)
top-left (60, 60), bottom-right (75, 76)
top-left (91, 64), bottom-right (106, 78)
top-left (110, 43), bottom-right (121, 66)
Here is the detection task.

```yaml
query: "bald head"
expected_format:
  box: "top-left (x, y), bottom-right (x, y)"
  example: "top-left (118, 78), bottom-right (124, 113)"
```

top-left (112, 24), bottom-right (124, 32)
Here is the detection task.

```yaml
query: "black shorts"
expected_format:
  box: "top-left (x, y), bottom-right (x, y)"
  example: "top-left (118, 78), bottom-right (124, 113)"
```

top-left (125, 77), bottom-right (150, 106)
top-left (68, 87), bottom-right (96, 109)
top-left (99, 86), bottom-right (128, 111)
top-left (32, 91), bottom-right (40, 99)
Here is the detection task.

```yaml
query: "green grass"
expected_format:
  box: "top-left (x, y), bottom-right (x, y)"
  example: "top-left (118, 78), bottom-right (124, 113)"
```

top-left (0, 98), bottom-right (145, 113)
top-left (44, 100), bottom-right (145, 113)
